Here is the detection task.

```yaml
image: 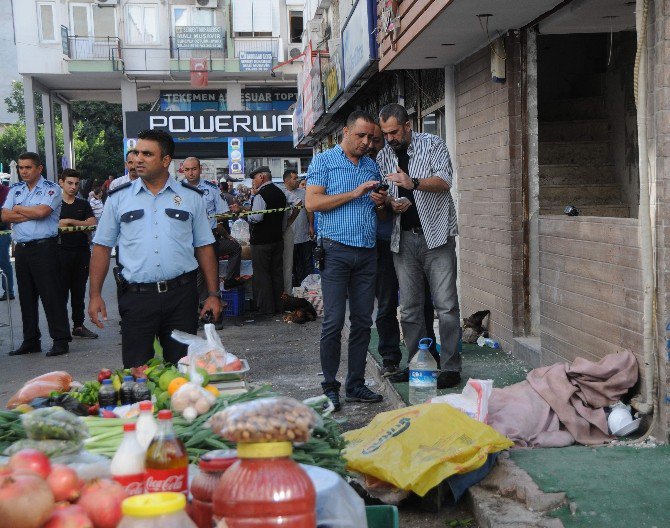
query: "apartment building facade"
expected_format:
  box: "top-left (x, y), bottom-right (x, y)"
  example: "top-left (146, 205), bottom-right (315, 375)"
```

top-left (14, 0), bottom-right (309, 181)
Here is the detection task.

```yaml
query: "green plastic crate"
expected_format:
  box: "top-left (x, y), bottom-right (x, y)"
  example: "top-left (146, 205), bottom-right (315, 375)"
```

top-left (366, 505), bottom-right (399, 528)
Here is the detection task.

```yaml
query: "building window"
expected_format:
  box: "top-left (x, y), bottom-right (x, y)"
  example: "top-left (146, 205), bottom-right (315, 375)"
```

top-left (422, 109), bottom-right (445, 140)
top-left (126, 4), bottom-right (159, 45)
top-left (232, 0), bottom-right (273, 36)
top-left (172, 5), bottom-right (214, 31)
top-left (69, 3), bottom-right (116, 38)
top-left (289, 10), bottom-right (303, 44)
top-left (37, 2), bottom-right (57, 43)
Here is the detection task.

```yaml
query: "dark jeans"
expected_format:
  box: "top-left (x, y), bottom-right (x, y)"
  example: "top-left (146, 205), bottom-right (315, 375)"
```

top-left (118, 279), bottom-right (198, 367)
top-left (320, 238), bottom-right (376, 394)
top-left (394, 232), bottom-right (461, 372)
top-left (251, 240), bottom-right (284, 314)
top-left (376, 239), bottom-right (438, 367)
top-left (14, 239), bottom-right (70, 346)
top-left (293, 240), bottom-right (314, 287)
top-left (218, 236), bottom-right (242, 281)
top-left (58, 247), bottom-right (90, 328)
top-left (0, 233), bottom-right (14, 296)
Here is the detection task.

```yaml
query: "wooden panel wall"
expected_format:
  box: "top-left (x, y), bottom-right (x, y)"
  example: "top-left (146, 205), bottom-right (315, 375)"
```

top-left (539, 216), bottom-right (643, 366)
top-left (455, 40), bottom-right (523, 351)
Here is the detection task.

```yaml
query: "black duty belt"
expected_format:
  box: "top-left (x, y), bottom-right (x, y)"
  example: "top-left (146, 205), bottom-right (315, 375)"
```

top-left (402, 226), bottom-right (423, 234)
top-left (15, 236), bottom-right (58, 248)
top-left (126, 270), bottom-right (197, 294)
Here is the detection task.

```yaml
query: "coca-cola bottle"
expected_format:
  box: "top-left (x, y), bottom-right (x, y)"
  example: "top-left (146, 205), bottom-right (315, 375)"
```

top-left (145, 409), bottom-right (189, 495)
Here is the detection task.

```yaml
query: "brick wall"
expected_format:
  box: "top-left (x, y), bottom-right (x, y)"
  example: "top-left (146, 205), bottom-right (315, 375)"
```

top-left (454, 34), bottom-right (524, 350)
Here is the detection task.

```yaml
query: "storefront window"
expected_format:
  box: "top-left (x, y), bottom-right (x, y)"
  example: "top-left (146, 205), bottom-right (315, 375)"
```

top-left (422, 109), bottom-right (445, 140)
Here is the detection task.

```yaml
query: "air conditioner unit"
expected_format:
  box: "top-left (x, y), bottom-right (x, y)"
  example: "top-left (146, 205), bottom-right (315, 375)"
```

top-left (288, 45), bottom-right (302, 59)
top-left (196, 0), bottom-right (218, 8)
top-left (94, 0), bottom-right (119, 6)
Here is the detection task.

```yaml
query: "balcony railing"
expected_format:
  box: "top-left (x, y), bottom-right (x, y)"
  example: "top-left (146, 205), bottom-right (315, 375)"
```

top-left (66, 36), bottom-right (121, 60)
top-left (233, 37), bottom-right (279, 60)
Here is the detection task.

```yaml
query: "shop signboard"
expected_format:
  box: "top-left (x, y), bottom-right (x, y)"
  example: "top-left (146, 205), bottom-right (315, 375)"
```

top-left (240, 51), bottom-right (274, 71)
top-left (310, 54), bottom-right (325, 125)
top-left (159, 90), bottom-right (227, 111)
top-left (125, 110), bottom-right (293, 143)
top-left (301, 44), bottom-right (315, 136)
top-left (242, 88), bottom-right (297, 110)
top-left (323, 46), bottom-right (342, 108)
top-left (228, 137), bottom-right (245, 177)
top-left (293, 94), bottom-right (304, 147)
top-left (175, 26), bottom-right (224, 49)
top-left (342, 0), bottom-right (377, 90)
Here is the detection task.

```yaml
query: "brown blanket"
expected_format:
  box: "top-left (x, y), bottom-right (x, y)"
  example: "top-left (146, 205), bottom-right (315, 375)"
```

top-left (487, 350), bottom-right (638, 447)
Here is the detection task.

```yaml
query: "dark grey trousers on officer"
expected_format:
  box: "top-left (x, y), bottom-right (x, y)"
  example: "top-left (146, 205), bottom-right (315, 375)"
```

top-left (15, 237), bottom-right (71, 346)
top-left (118, 270), bottom-right (199, 367)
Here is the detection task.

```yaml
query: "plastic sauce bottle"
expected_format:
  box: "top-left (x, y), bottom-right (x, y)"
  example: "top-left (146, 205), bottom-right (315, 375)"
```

top-left (145, 410), bottom-right (189, 495)
top-left (133, 378), bottom-right (151, 403)
top-left (98, 378), bottom-right (118, 408)
top-left (190, 450), bottom-right (238, 528)
top-left (213, 442), bottom-right (316, 527)
top-left (476, 336), bottom-right (501, 349)
top-left (119, 492), bottom-right (197, 528)
top-left (409, 338), bottom-right (438, 405)
top-left (136, 401), bottom-right (157, 450)
top-left (111, 423), bottom-right (146, 496)
top-left (120, 375), bottom-right (137, 405)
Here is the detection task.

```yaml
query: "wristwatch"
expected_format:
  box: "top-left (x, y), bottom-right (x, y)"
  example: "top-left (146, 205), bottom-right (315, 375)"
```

top-left (411, 177), bottom-right (420, 190)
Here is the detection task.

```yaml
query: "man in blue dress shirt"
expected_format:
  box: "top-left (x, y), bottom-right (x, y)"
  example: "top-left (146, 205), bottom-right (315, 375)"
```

top-left (2, 152), bottom-right (71, 356)
top-left (306, 110), bottom-right (388, 411)
top-left (88, 130), bottom-right (222, 367)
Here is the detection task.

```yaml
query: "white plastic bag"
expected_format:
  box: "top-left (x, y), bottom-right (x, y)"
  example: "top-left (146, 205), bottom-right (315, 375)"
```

top-left (230, 218), bottom-right (250, 245)
top-left (171, 324), bottom-right (242, 376)
top-left (300, 273), bottom-right (322, 293)
top-left (430, 379), bottom-right (493, 422)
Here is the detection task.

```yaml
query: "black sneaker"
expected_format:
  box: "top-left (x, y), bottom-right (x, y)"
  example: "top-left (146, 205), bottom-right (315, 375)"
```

top-left (437, 371), bottom-right (461, 389)
top-left (388, 368), bottom-right (409, 383)
top-left (381, 362), bottom-right (399, 377)
top-left (345, 385), bottom-right (383, 403)
top-left (324, 389), bottom-right (341, 412)
top-left (72, 325), bottom-right (98, 339)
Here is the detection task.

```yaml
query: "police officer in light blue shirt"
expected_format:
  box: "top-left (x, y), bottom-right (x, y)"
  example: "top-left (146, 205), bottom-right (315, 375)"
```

top-left (1, 152), bottom-right (71, 356)
top-left (88, 130), bottom-right (223, 367)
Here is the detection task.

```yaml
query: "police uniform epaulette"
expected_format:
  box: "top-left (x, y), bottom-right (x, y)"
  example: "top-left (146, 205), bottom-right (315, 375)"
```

top-left (10, 181), bottom-right (22, 188)
top-left (203, 180), bottom-right (218, 188)
top-left (108, 181), bottom-right (132, 195)
top-left (43, 179), bottom-right (57, 186)
top-left (181, 181), bottom-right (204, 195)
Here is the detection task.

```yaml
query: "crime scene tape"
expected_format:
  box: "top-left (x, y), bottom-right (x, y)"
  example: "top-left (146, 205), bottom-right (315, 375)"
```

top-left (0, 205), bottom-right (304, 236)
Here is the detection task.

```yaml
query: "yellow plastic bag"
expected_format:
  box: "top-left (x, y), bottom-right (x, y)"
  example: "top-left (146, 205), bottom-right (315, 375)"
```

top-left (343, 403), bottom-right (513, 496)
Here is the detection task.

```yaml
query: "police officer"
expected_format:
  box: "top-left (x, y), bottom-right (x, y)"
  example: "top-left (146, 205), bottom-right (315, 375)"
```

top-left (182, 157), bottom-right (245, 291)
top-left (2, 152), bottom-right (71, 356)
top-left (88, 130), bottom-right (223, 367)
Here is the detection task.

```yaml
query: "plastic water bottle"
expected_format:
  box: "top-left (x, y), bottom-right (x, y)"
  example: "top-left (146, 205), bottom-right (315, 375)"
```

top-left (409, 338), bottom-right (438, 405)
top-left (477, 335), bottom-right (501, 349)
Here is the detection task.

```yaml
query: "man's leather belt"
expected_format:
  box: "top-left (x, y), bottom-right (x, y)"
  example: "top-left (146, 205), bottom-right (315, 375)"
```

top-left (126, 270), bottom-right (197, 294)
top-left (16, 236), bottom-right (58, 247)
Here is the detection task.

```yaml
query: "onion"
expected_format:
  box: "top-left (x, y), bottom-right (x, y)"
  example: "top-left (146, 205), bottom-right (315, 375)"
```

top-left (0, 473), bottom-right (55, 528)
top-left (78, 479), bottom-right (127, 528)
top-left (43, 504), bottom-right (93, 528)
top-left (8, 448), bottom-right (52, 479)
top-left (47, 464), bottom-right (81, 502)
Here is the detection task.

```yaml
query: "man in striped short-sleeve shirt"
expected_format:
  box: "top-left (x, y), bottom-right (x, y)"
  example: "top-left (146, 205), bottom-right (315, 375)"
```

top-left (306, 110), bottom-right (388, 412)
top-left (377, 103), bottom-right (462, 389)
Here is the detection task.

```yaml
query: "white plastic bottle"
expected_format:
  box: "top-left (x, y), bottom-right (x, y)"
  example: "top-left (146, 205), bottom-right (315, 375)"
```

top-left (136, 400), bottom-right (158, 450)
top-left (111, 422), bottom-right (146, 496)
top-left (409, 338), bottom-right (438, 405)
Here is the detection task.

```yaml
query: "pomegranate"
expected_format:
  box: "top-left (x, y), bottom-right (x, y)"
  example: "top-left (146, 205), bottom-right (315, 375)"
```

top-left (43, 504), bottom-right (93, 528)
top-left (0, 472), bottom-right (55, 528)
top-left (47, 464), bottom-right (81, 502)
top-left (78, 479), bottom-right (127, 528)
top-left (8, 448), bottom-right (51, 478)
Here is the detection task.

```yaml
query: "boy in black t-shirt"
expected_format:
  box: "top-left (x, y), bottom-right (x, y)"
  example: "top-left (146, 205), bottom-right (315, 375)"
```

top-left (58, 169), bottom-right (98, 339)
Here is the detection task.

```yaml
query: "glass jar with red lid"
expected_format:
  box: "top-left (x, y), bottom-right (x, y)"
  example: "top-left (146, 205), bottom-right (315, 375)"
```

top-left (190, 449), bottom-right (237, 528)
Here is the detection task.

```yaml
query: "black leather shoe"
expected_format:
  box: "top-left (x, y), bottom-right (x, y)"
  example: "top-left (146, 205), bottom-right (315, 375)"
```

top-left (0, 294), bottom-right (15, 301)
top-left (46, 343), bottom-right (69, 357)
top-left (437, 371), bottom-right (461, 389)
top-left (388, 368), bottom-right (409, 383)
top-left (9, 342), bottom-right (41, 356)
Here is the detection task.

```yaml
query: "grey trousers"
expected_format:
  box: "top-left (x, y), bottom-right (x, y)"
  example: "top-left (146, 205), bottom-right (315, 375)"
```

top-left (394, 232), bottom-right (461, 372)
top-left (251, 240), bottom-right (284, 314)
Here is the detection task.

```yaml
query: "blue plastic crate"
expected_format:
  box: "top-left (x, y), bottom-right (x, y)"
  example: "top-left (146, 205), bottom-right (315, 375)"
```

top-left (221, 287), bottom-right (245, 317)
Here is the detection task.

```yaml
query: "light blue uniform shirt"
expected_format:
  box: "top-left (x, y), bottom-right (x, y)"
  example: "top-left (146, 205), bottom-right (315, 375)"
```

top-left (307, 145), bottom-right (381, 248)
top-left (2, 177), bottom-right (62, 243)
top-left (194, 178), bottom-right (228, 230)
top-left (93, 176), bottom-right (215, 283)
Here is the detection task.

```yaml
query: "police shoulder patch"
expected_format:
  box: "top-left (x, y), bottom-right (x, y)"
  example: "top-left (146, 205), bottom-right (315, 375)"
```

top-left (108, 181), bottom-right (132, 195)
top-left (204, 180), bottom-right (218, 188)
top-left (43, 179), bottom-right (57, 186)
top-left (181, 181), bottom-right (204, 195)
top-left (10, 182), bottom-right (23, 188)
